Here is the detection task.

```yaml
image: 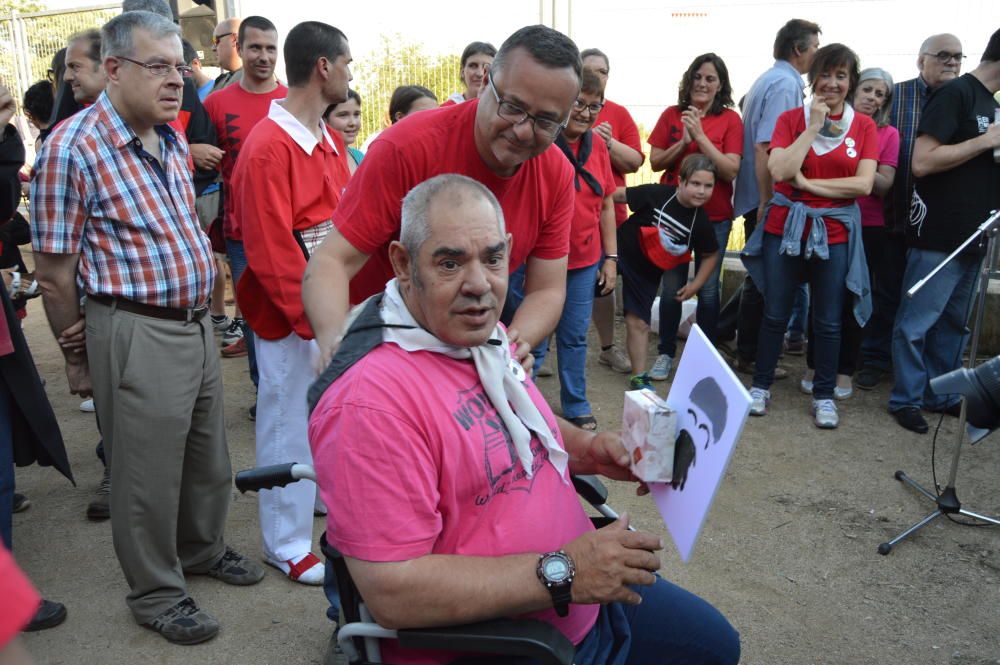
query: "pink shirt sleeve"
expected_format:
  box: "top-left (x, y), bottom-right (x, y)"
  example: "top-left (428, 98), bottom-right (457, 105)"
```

top-left (0, 547), bottom-right (41, 647)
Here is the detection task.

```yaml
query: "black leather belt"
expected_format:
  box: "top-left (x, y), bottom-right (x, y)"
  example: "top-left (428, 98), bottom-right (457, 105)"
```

top-left (89, 294), bottom-right (209, 323)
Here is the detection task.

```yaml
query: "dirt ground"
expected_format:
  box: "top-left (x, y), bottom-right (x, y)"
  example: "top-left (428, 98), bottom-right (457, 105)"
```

top-left (10, 270), bottom-right (1000, 665)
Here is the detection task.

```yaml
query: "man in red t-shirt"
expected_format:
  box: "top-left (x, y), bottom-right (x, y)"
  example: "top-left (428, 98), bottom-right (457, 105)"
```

top-left (204, 15), bottom-right (286, 361)
top-left (302, 25), bottom-right (582, 369)
top-left (580, 48), bottom-right (644, 374)
top-left (231, 20), bottom-right (353, 586)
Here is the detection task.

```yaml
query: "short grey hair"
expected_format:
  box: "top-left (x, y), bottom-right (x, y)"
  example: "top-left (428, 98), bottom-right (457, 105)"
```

top-left (121, 0), bottom-right (173, 20)
top-left (857, 67), bottom-right (895, 128)
top-left (400, 174), bottom-right (506, 259)
top-left (102, 10), bottom-right (181, 60)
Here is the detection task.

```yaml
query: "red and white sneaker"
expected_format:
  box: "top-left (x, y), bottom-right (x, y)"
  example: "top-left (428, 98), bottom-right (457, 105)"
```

top-left (265, 552), bottom-right (323, 585)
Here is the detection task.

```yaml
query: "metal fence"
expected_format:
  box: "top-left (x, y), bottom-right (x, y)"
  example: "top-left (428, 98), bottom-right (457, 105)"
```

top-left (0, 3), bottom-right (120, 114)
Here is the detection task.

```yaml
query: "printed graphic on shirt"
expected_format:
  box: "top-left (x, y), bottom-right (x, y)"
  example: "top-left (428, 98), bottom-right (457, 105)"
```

top-left (451, 383), bottom-right (548, 506)
top-left (909, 190), bottom-right (928, 237)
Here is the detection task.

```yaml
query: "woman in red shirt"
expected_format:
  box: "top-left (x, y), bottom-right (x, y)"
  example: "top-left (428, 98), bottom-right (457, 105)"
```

top-left (803, 68), bottom-right (899, 397)
top-left (647, 53), bottom-right (742, 379)
top-left (746, 44), bottom-right (877, 429)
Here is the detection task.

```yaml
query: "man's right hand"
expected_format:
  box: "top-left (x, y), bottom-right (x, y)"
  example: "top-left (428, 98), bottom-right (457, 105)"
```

top-left (563, 513), bottom-right (662, 606)
top-left (65, 356), bottom-right (92, 397)
top-left (190, 143), bottom-right (224, 171)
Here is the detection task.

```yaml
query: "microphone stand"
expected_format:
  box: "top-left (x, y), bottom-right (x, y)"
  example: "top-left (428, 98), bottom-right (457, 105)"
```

top-left (878, 209), bottom-right (1000, 555)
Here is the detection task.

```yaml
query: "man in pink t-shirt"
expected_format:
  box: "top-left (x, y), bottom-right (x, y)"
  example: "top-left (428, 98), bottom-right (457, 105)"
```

top-left (308, 174), bottom-right (740, 665)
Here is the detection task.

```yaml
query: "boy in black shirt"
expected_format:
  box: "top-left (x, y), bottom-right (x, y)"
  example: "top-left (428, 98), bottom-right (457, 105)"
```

top-left (613, 154), bottom-right (720, 390)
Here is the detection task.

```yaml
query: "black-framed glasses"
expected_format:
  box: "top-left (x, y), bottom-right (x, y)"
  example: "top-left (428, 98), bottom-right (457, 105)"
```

top-left (116, 56), bottom-right (193, 78)
top-left (923, 51), bottom-right (965, 64)
top-left (572, 99), bottom-right (605, 116)
top-left (212, 32), bottom-right (234, 46)
top-left (486, 73), bottom-right (566, 138)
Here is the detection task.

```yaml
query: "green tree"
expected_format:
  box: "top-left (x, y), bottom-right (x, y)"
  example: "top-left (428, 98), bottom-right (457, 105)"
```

top-left (352, 35), bottom-right (460, 143)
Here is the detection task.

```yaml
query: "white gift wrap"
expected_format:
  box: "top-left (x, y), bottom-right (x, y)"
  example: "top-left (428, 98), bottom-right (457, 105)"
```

top-left (622, 390), bottom-right (678, 483)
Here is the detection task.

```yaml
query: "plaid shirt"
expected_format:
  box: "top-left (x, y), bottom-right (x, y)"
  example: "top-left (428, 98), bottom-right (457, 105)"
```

top-left (886, 76), bottom-right (930, 235)
top-left (31, 92), bottom-right (215, 309)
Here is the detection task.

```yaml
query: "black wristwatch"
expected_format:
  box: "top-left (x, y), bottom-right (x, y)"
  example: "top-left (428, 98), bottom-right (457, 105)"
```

top-left (537, 550), bottom-right (575, 617)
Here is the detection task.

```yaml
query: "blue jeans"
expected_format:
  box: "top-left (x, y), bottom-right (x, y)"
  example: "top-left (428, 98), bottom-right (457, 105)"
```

top-left (787, 284), bottom-right (809, 341)
top-left (753, 234), bottom-right (848, 399)
top-left (657, 220), bottom-right (731, 352)
top-left (888, 248), bottom-right (979, 412)
top-left (456, 576), bottom-right (740, 665)
top-left (0, 375), bottom-right (14, 550)
top-left (226, 238), bottom-right (259, 387)
top-left (530, 262), bottom-right (600, 418)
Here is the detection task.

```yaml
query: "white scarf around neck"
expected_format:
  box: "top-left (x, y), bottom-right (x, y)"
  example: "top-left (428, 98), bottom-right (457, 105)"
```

top-left (806, 102), bottom-right (855, 156)
top-left (380, 279), bottom-right (569, 481)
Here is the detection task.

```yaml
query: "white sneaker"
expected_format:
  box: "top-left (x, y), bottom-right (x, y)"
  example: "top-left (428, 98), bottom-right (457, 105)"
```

top-left (799, 378), bottom-right (813, 395)
top-left (812, 398), bottom-right (839, 429)
top-left (749, 387), bottom-right (770, 416)
top-left (79, 398), bottom-right (95, 413)
top-left (802, 378), bottom-right (852, 400)
top-left (599, 346), bottom-right (632, 373)
top-left (649, 354), bottom-right (673, 381)
top-left (222, 318), bottom-right (245, 346)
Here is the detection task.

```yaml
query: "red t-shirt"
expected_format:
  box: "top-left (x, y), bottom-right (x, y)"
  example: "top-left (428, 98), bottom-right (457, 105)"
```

top-left (563, 135), bottom-right (616, 269)
top-left (594, 99), bottom-right (644, 224)
top-left (233, 108), bottom-right (352, 340)
top-left (647, 106), bottom-right (743, 222)
top-left (204, 82), bottom-right (289, 241)
top-left (764, 108), bottom-right (879, 244)
top-left (439, 98), bottom-right (457, 107)
top-left (0, 546), bottom-right (41, 647)
top-left (334, 99), bottom-right (575, 304)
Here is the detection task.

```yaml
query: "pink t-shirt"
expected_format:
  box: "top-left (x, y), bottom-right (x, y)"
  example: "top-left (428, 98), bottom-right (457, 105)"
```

top-left (309, 342), bottom-right (599, 665)
top-left (857, 124), bottom-right (900, 227)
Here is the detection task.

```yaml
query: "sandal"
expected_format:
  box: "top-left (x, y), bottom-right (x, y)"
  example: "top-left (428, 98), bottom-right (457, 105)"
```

top-left (568, 415), bottom-right (598, 431)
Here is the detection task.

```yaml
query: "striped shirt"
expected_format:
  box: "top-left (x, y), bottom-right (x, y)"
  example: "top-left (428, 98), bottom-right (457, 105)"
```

top-left (31, 92), bottom-right (215, 309)
top-left (886, 76), bottom-right (930, 235)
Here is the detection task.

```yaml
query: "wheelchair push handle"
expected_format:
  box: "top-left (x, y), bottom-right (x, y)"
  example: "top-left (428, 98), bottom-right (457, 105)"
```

top-left (235, 463), bottom-right (316, 492)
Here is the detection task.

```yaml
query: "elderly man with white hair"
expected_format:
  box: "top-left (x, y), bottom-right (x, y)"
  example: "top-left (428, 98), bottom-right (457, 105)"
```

top-left (308, 173), bottom-right (740, 665)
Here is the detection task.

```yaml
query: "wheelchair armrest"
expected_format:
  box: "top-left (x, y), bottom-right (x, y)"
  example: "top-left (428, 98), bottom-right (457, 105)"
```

top-left (396, 618), bottom-right (574, 665)
top-left (572, 474), bottom-right (608, 507)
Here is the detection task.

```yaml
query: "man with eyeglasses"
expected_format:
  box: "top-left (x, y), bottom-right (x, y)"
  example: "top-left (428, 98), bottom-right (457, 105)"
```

top-left (211, 17), bottom-right (243, 92)
top-left (31, 10), bottom-right (264, 645)
top-left (303, 24), bottom-right (579, 370)
top-left (857, 33), bottom-right (965, 396)
top-left (887, 29), bottom-right (1000, 434)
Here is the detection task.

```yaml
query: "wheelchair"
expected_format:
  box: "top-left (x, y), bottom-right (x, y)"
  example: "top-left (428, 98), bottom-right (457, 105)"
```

top-left (235, 463), bottom-right (623, 665)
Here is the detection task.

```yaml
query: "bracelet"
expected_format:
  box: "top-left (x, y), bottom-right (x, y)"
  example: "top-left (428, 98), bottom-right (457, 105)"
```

top-left (604, 254), bottom-right (618, 262)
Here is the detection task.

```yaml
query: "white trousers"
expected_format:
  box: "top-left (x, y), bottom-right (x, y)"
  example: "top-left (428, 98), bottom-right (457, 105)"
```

top-left (254, 332), bottom-right (318, 561)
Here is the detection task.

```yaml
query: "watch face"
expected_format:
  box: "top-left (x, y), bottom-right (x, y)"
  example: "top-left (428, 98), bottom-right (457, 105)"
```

top-left (543, 557), bottom-right (570, 582)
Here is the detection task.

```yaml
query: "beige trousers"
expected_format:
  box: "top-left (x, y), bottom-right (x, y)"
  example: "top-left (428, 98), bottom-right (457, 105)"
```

top-left (86, 298), bottom-right (231, 623)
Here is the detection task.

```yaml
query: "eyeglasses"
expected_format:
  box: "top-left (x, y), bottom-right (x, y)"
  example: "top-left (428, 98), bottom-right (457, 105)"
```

top-left (572, 99), bottom-right (605, 116)
top-left (211, 32), bottom-right (234, 46)
top-left (116, 56), bottom-right (193, 78)
top-left (486, 74), bottom-right (566, 138)
top-left (923, 51), bottom-right (966, 64)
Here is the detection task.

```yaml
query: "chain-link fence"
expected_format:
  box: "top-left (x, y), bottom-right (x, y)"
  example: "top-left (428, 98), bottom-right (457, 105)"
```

top-left (0, 4), bottom-right (120, 114)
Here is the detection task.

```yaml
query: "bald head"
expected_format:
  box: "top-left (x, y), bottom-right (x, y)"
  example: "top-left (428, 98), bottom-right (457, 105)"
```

top-left (213, 17), bottom-right (242, 71)
top-left (917, 33), bottom-right (963, 88)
